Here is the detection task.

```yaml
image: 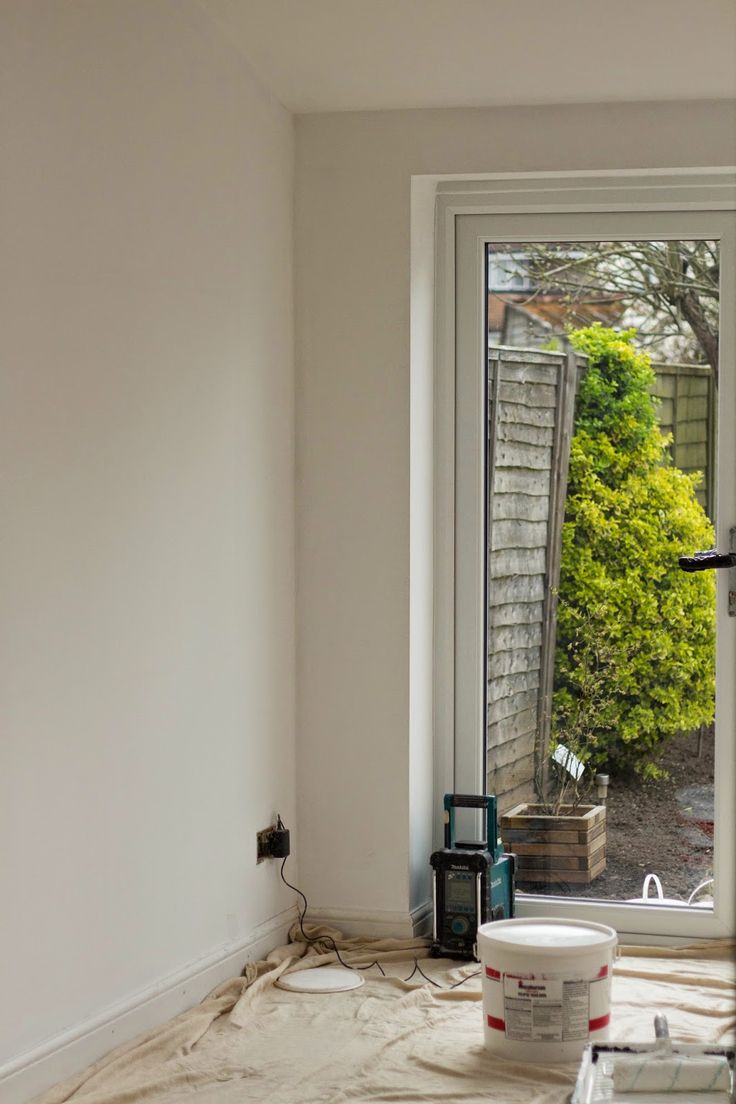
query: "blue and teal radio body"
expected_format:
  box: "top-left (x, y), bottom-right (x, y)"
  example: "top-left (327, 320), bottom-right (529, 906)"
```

top-left (430, 793), bottom-right (515, 959)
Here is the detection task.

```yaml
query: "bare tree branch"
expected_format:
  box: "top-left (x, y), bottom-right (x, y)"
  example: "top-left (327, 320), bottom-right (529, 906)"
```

top-left (510, 240), bottom-right (720, 376)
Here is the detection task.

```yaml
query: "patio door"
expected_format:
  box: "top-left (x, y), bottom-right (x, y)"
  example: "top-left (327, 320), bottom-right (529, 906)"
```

top-left (442, 173), bottom-right (736, 941)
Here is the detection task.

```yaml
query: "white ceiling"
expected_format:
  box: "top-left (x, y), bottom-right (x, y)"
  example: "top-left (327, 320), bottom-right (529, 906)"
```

top-left (198, 0), bottom-right (736, 114)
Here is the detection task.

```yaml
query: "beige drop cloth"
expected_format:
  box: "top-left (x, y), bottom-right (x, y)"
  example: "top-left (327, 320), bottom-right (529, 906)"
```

top-left (34, 928), bottom-right (736, 1104)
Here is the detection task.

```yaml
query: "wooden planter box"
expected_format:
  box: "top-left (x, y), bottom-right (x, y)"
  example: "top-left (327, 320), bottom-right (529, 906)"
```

top-left (500, 803), bottom-right (606, 886)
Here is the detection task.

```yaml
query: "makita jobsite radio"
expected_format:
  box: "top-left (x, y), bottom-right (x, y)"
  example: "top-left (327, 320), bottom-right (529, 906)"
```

top-left (430, 793), bottom-right (515, 959)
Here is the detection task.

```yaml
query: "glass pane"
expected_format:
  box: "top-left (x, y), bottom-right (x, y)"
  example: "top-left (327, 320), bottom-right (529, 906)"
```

top-left (485, 240), bottom-right (718, 908)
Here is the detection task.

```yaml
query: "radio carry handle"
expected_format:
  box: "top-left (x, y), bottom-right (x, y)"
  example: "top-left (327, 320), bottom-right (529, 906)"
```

top-left (443, 792), bottom-right (499, 855)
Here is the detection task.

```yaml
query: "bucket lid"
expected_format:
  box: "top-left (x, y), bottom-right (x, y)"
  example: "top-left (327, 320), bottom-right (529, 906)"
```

top-left (477, 917), bottom-right (617, 952)
top-left (275, 966), bottom-right (365, 993)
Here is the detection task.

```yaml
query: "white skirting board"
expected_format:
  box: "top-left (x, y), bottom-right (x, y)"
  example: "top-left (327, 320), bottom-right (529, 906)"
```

top-left (305, 900), bottom-right (433, 940)
top-left (0, 908), bottom-right (296, 1104)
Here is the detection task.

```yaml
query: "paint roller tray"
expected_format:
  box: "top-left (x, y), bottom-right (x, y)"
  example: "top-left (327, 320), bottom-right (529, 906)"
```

top-left (572, 1041), bottom-right (736, 1103)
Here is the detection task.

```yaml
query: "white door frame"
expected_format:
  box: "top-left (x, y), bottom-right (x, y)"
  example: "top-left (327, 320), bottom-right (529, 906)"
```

top-left (434, 169), bottom-right (736, 941)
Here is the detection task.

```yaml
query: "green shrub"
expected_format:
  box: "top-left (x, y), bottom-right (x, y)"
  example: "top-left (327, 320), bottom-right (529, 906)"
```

top-left (552, 325), bottom-right (715, 779)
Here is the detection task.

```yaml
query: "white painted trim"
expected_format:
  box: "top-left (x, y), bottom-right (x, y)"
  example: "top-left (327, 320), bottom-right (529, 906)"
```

top-left (432, 193), bottom-right (457, 848)
top-left (514, 894), bottom-right (733, 944)
top-left (306, 902), bottom-right (432, 940)
top-left (410, 898), bottom-right (434, 937)
top-left (0, 908), bottom-right (296, 1104)
top-left (432, 167), bottom-right (736, 942)
top-left (453, 214), bottom-right (488, 798)
top-left (436, 168), bottom-right (736, 183)
top-left (436, 169), bottom-right (736, 217)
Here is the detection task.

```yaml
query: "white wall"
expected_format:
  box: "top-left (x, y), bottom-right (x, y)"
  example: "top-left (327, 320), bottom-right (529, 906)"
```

top-left (0, 0), bottom-right (295, 1079)
top-left (295, 101), bottom-right (736, 925)
top-left (3, 9), bottom-right (735, 1088)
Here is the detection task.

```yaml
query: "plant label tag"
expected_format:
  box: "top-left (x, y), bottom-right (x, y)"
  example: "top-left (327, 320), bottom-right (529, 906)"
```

top-left (553, 743), bottom-right (585, 780)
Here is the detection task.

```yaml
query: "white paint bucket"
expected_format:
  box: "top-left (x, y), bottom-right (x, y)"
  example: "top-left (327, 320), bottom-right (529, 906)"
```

top-left (477, 917), bottom-right (617, 1064)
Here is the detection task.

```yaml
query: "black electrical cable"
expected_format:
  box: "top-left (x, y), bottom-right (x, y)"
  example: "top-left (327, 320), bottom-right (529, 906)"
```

top-left (279, 854), bottom-right (386, 975)
top-left (403, 960), bottom-right (442, 987)
top-left (278, 839), bottom-right (482, 991)
top-left (449, 969), bottom-right (482, 989)
top-left (405, 960), bottom-right (482, 989)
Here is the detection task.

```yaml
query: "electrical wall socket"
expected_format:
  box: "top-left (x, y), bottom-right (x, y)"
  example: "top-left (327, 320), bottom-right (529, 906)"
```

top-left (256, 820), bottom-right (291, 863)
top-left (257, 826), bottom-right (274, 863)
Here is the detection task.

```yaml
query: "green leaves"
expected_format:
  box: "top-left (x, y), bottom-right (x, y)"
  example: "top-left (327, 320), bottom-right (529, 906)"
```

top-left (552, 326), bottom-right (715, 778)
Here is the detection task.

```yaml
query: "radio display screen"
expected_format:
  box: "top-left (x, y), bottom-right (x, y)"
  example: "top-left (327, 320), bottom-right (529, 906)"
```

top-left (445, 873), bottom-right (474, 907)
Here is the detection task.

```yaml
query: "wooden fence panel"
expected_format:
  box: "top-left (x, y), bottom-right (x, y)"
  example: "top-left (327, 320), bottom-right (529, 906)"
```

top-left (486, 347), bottom-right (579, 812)
top-left (650, 362), bottom-right (714, 517)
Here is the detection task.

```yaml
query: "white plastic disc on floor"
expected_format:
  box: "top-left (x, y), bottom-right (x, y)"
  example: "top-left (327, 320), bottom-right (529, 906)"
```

top-left (275, 966), bottom-right (365, 993)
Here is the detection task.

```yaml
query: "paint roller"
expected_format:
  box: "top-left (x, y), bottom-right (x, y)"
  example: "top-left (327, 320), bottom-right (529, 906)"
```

top-left (609, 1015), bottom-right (731, 1094)
top-left (572, 1014), bottom-right (734, 1102)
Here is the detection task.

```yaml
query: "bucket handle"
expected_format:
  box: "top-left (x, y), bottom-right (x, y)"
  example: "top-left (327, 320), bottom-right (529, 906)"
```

top-left (641, 873), bottom-right (664, 901)
top-left (687, 878), bottom-right (714, 905)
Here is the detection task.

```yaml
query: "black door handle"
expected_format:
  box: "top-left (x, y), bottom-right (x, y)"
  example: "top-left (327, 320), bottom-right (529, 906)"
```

top-left (679, 550), bottom-right (736, 572)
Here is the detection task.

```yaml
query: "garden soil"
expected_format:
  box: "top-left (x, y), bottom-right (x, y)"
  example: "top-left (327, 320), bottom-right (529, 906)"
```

top-left (521, 727), bottom-right (715, 904)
